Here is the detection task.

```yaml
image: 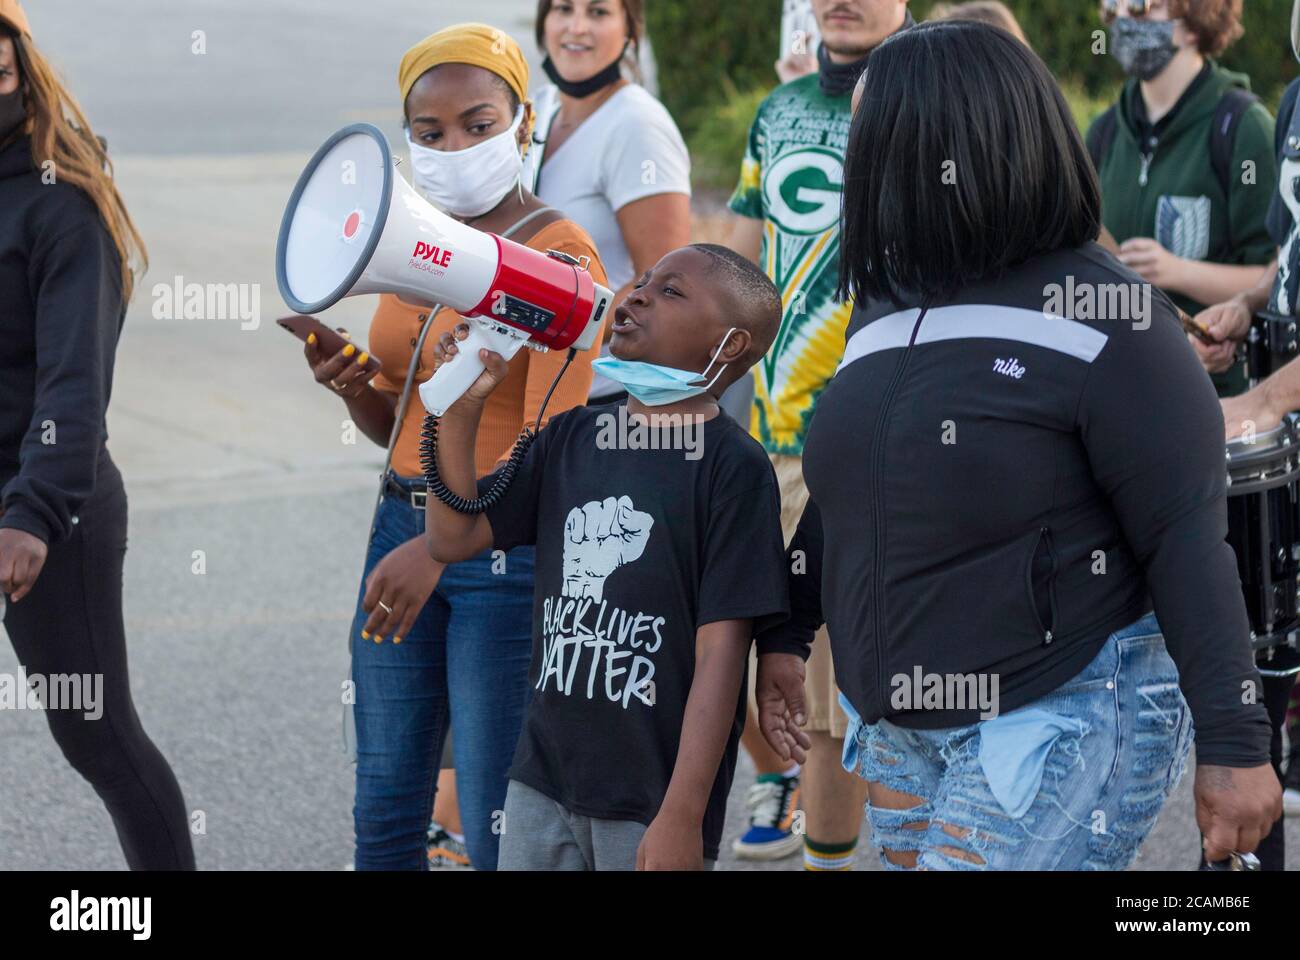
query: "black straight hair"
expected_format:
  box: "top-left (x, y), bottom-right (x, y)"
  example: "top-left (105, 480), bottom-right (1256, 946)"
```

top-left (836, 21), bottom-right (1101, 307)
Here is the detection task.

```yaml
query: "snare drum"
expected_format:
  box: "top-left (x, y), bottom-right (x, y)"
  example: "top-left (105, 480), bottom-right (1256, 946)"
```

top-left (1246, 311), bottom-right (1300, 385)
top-left (1225, 419), bottom-right (1300, 677)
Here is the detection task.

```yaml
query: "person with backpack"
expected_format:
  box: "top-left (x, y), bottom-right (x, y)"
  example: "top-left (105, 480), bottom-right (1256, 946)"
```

top-left (1086, 0), bottom-right (1276, 396)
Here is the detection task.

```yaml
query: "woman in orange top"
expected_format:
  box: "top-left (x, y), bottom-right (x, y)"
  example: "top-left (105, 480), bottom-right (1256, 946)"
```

top-left (302, 24), bottom-right (605, 871)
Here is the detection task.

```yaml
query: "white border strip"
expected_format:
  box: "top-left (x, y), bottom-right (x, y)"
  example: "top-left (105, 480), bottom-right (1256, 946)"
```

top-left (837, 305), bottom-right (1110, 374)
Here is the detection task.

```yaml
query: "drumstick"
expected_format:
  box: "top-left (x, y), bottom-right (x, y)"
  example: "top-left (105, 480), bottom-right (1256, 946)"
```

top-left (1179, 308), bottom-right (1217, 346)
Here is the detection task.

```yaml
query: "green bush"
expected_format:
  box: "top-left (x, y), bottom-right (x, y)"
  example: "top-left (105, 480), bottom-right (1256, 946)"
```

top-left (1062, 80), bottom-right (1119, 135)
top-left (644, 0), bottom-right (781, 145)
top-left (685, 81), bottom-right (771, 192)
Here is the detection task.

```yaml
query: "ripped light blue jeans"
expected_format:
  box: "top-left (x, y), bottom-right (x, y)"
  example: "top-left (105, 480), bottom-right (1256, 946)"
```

top-left (845, 612), bottom-right (1195, 870)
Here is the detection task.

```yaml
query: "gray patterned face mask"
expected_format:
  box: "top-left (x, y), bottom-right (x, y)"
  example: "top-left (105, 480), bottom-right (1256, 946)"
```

top-left (1109, 18), bottom-right (1178, 81)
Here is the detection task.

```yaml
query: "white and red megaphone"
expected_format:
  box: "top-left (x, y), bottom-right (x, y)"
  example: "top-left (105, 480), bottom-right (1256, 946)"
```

top-left (276, 123), bottom-right (612, 416)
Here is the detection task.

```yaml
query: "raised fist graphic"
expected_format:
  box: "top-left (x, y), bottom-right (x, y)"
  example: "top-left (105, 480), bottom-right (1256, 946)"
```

top-left (561, 496), bottom-right (654, 603)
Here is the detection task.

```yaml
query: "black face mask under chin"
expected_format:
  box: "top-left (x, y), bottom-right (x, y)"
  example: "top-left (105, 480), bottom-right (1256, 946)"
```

top-left (543, 44), bottom-right (626, 99)
top-left (816, 42), bottom-right (869, 96)
top-left (0, 88), bottom-right (26, 142)
top-left (816, 9), bottom-right (914, 97)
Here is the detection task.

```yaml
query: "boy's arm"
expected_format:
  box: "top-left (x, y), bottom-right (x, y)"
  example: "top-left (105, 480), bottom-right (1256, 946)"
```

top-left (422, 326), bottom-right (502, 564)
top-left (637, 618), bottom-right (751, 871)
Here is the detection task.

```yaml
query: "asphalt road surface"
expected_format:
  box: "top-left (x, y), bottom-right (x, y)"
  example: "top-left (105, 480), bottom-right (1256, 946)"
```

top-left (0, 0), bottom-right (1295, 871)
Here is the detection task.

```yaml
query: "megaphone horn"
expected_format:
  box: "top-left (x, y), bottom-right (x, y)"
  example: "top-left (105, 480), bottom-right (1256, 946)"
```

top-left (276, 123), bottom-right (613, 416)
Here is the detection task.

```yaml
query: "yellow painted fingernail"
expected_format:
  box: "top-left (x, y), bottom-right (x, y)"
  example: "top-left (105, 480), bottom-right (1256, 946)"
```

top-left (307, 332), bottom-right (317, 345)
top-left (393, 636), bottom-right (402, 644)
top-left (343, 344), bottom-right (356, 357)
top-left (361, 630), bottom-right (370, 640)
top-left (374, 635), bottom-right (384, 644)
top-left (357, 352), bottom-right (369, 365)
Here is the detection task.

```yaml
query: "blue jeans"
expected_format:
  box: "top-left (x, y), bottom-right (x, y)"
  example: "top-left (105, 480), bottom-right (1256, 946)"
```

top-left (846, 612), bottom-right (1195, 870)
top-left (351, 477), bottom-right (535, 870)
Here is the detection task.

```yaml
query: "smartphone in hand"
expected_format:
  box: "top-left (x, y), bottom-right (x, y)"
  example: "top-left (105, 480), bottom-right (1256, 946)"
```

top-left (277, 315), bottom-right (382, 373)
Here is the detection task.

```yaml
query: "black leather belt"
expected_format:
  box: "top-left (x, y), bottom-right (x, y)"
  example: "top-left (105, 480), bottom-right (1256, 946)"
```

top-left (383, 473), bottom-right (428, 509)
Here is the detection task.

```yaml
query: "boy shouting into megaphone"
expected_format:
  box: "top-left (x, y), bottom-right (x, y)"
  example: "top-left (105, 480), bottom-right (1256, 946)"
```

top-left (424, 243), bottom-right (794, 870)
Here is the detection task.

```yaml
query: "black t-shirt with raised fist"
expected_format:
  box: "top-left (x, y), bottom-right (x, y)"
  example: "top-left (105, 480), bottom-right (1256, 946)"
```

top-left (482, 402), bottom-right (789, 859)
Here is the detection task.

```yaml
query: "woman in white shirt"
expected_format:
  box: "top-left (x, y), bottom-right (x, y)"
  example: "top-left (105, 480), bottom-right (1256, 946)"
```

top-left (525, 0), bottom-right (692, 402)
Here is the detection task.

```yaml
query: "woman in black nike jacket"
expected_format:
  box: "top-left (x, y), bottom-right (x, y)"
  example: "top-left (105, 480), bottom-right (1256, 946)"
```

top-left (753, 21), bottom-right (1280, 871)
top-left (0, 3), bottom-right (193, 869)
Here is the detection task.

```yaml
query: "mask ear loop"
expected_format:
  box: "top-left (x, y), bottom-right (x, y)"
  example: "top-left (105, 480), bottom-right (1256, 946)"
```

top-left (516, 101), bottom-right (531, 205)
top-left (692, 326), bottom-right (738, 390)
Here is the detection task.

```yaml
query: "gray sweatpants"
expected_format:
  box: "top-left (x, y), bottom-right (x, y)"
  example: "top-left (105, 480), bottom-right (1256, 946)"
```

top-left (497, 780), bottom-right (716, 871)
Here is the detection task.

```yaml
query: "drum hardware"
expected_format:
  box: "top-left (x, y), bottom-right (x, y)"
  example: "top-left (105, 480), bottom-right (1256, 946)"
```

top-left (1246, 311), bottom-right (1300, 386)
top-left (1201, 851), bottom-right (1261, 871)
top-left (1225, 420), bottom-right (1300, 676)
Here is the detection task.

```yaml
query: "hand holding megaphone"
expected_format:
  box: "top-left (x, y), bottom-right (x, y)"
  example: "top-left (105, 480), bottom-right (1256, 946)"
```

top-left (276, 123), bottom-right (613, 418)
top-left (428, 323), bottom-right (513, 409)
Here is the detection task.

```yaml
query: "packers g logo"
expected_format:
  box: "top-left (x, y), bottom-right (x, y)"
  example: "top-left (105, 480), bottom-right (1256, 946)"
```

top-left (762, 147), bottom-right (844, 236)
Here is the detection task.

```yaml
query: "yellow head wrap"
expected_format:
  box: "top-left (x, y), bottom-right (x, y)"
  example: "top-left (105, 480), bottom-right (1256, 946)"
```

top-left (399, 23), bottom-right (531, 142)
top-left (0, 0), bottom-right (32, 38)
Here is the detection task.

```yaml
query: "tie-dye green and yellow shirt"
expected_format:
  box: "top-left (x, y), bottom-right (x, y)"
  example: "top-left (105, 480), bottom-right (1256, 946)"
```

top-left (729, 73), bottom-right (853, 456)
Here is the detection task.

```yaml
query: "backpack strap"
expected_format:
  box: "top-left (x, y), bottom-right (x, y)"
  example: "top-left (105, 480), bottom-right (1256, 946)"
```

top-left (1209, 87), bottom-right (1260, 252)
top-left (1086, 105), bottom-right (1119, 175)
top-left (1210, 87), bottom-right (1259, 197)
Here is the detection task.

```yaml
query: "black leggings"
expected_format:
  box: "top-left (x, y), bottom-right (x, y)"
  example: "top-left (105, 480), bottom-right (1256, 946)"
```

top-left (3, 454), bottom-right (194, 870)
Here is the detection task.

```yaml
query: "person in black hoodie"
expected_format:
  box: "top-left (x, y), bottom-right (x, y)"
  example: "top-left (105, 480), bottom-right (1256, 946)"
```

top-left (0, 0), bottom-right (194, 870)
top-left (753, 21), bottom-right (1280, 870)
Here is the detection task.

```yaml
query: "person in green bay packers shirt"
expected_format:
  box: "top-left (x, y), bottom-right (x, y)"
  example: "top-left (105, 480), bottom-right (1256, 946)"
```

top-left (726, 0), bottom-right (912, 871)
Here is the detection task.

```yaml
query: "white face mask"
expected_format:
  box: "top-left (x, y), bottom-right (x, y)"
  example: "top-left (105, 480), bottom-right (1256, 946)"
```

top-left (407, 105), bottom-right (526, 218)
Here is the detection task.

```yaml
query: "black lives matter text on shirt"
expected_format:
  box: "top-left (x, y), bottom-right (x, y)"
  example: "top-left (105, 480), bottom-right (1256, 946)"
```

top-left (482, 403), bottom-right (789, 860)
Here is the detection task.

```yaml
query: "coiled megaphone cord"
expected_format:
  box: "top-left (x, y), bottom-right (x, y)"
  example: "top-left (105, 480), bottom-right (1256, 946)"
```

top-left (419, 347), bottom-right (577, 515)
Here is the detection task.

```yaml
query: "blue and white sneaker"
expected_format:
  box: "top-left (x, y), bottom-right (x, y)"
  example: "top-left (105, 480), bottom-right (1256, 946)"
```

top-left (731, 773), bottom-right (802, 860)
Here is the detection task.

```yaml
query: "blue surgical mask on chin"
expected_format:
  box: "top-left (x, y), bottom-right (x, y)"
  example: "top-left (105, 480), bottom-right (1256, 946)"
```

top-left (592, 327), bottom-right (737, 407)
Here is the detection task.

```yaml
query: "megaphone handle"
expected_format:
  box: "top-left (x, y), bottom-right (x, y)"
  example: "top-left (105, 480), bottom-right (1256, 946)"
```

top-left (418, 321), bottom-right (529, 417)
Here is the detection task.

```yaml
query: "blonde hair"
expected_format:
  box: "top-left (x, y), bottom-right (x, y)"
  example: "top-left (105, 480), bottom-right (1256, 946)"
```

top-left (929, 1), bottom-right (1028, 45)
top-left (12, 32), bottom-right (146, 301)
